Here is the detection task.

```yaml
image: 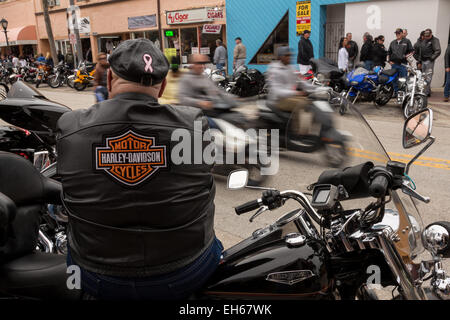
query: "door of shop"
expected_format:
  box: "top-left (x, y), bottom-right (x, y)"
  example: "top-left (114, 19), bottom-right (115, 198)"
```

top-left (324, 22), bottom-right (344, 63)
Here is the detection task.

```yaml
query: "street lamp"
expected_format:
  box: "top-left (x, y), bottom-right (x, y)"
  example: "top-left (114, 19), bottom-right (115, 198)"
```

top-left (0, 18), bottom-right (10, 56)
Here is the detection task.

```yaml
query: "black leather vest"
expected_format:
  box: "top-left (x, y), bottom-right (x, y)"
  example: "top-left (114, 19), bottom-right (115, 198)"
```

top-left (56, 92), bottom-right (216, 277)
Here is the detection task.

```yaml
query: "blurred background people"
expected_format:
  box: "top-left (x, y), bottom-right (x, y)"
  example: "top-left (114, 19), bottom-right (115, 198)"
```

top-left (346, 32), bottom-right (359, 71)
top-left (421, 29), bottom-right (441, 96)
top-left (388, 28), bottom-right (413, 95)
top-left (94, 52), bottom-right (110, 102)
top-left (233, 37), bottom-right (246, 71)
top-left (338, 37), bottom-right (349, 71)
top-left (360, 32), bottom-right (374, 71)
top-left (214, 39), bottom-right (227, 75)
top-left (297, 30), bottom-right (314, 74)
top-left (372, 35), bottom-right (387, 67)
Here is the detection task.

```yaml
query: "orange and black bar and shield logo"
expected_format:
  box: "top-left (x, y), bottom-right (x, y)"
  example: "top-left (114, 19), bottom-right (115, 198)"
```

top-left (95, 130), bottom-right (167, 186)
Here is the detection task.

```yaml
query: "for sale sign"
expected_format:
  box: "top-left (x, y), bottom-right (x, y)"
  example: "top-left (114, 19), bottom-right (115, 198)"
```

top-left (296, 1), bottom-right (311, 36)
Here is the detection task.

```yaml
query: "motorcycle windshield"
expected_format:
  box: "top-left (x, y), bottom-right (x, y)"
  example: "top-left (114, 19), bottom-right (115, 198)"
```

top-left (6, 80), bottom-right (47, 99)
top-left (279, 102), bottom-right (424, 259)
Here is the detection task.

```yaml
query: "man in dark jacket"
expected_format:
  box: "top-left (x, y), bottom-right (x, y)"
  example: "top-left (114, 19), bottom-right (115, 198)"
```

top-left (444, 43), bottom-right (449, 102)
top-left (421, 29), bottom-right (441, 96)
top-left (57, 39), bottom-right (222, 300)
top-left (413, 31), bottom-right (426, 69)
top-left (346, 32), bottom-right (359, 70)
top-left (388, 28), bottom-right (414, 94)
top-left (297, 30), bottom-right (314, 74)
top-left (360, 32), bottom-right (374, 71)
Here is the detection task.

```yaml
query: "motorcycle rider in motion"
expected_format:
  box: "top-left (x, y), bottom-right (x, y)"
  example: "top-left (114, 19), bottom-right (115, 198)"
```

top-left (178, 54), bottom-right (238, 128)
top-left (56, 39), bottom-right (223, 300)
top-left (266, 47), bottom-right (310, 131)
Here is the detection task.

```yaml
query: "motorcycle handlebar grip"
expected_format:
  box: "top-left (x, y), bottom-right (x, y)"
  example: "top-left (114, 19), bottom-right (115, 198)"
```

top-left (235, 199), bottom-right (261, 215)
top-left (369, 175), bottom-right (389, 198)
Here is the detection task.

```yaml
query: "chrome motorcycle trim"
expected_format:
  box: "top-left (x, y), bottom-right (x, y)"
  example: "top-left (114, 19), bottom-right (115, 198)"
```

top-left (285, 233), bottom-right (307, 247)
top-left (38, 230), bottom-right (54, 253)
top-left (279, 190), bottom-right (324, 226)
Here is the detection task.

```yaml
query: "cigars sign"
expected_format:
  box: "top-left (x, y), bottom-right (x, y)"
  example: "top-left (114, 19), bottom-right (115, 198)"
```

top-left (166, 7), bottom-right (224, 25)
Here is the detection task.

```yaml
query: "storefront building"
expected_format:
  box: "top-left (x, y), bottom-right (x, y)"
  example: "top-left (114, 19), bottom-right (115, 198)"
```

top-left (0, 0), bottom-right (38, 57)
top-left (32, 0), bottom-right (226, 66)
top-left (226, 0), bottom-right (450, 87)
top-left (160, 2), bottom-right (226, 64)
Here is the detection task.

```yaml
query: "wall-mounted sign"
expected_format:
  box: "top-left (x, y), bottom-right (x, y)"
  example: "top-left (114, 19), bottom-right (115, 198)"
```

top-left (166, 7), bottom-right (213, 25)
top-left (200, 47), bottom-right (210, 55)
top-left (191, 47), bottom-right (199, 54)
top-left (128, 15), bottom-right (157, 30)
top-left (202, 24), bottom-right (222, 34)
top-left (165, 30), bottom-right (175, 37)
top-left (207, 8), bottom-right (224, 20)
top-left (296, 1), bottom-right (311, 36)
top-left (68, 16), bottom-right (91, 34)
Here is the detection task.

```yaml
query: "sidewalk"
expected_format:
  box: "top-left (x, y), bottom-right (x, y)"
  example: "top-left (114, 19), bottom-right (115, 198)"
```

top-left (428, 87), bottom-right (450, 118)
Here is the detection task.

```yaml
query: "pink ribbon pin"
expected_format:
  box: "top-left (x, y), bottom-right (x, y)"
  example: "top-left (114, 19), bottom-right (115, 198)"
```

top-left (143, 54), bottom-right (153, 73)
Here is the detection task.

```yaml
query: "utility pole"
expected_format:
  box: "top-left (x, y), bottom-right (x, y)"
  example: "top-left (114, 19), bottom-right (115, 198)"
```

top-left (42, 0), bottom-right (59, 64)
top-left (157, 0), bottom-right (163, 51)
top-left (69, 0), bottom-right (83, 66)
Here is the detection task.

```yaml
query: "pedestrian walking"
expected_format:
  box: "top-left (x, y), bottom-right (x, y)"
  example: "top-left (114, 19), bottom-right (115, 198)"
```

top-left (297, 30), bottom-right (314, 74)
top-left (233, 37), bottom-right (246, 71)
top-left (444, 43), bottom-right (449, 102)
top-left (388, 28), bottom-right (414, 95)
top-left (372, 35), bottom-right (387, 67)
top-left (94, 52), bottom-right (110, 102)
top-left (421, 29), bottom-right (441, 96)
top-left (338, 37), bottom-right (349, 71)
top-left (360, 32), bottom-right (374, 70)
top-left (213, 39), bottom-right (227, 75)
top-left (346, 32), bottom-right (359, 70)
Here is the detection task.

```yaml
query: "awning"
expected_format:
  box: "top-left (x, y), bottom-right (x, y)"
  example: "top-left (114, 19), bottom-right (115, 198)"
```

top-left (0, 25), bottom-right (38, 47)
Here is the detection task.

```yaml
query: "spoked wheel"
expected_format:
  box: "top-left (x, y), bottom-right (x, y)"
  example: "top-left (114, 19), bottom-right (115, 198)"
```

top-left (0, 83), bottom-right (8, 100)
top-left (375, 84), bottom-right (394, 106)
top-left (403, 95), bottom-right (428, 119)
top-left (48, 75), bottom-right (61, 88)
top-left (323, 141), bottom-right (348, 168)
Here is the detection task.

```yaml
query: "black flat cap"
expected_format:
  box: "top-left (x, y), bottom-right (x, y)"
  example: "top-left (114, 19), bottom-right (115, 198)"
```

top-left (108, 38), bottom-right (169, 86)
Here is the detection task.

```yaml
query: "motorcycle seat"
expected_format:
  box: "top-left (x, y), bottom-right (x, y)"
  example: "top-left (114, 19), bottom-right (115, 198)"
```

top-left (0, 252), bottom-right (81, 300)
top-left (0, 152), bottom-right (61, 206)
top-left (381, 69), bottom-right (398, 77)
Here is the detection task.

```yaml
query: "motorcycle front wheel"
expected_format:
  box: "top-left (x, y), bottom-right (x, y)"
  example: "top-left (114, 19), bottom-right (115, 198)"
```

top-left (375, 84), bottom-right (394, 106)
top-left (74, 81), bottom-right (87, 91)
top-left (48, 75), bottom-right (61, 88)
top-left (403, 95), bottom-right (428, 119)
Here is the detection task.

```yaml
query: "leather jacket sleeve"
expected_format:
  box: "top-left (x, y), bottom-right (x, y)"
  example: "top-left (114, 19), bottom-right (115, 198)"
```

top-left (431, 37), bottom-right (442, 61)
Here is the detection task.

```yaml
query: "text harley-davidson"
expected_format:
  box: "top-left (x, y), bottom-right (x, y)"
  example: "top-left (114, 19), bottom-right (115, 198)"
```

top-left (0, 105), bottom-right (449, 300)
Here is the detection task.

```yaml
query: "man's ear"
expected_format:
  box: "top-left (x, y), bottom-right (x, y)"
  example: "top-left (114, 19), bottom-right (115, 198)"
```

top-left (107, 69), bottom-right (112, 94)
top-left (158, 77), bottom-right (167, 98)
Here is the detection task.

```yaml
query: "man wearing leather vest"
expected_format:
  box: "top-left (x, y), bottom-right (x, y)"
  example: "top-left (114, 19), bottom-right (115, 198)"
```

top-left (56, 39), bottom-right (223, 300)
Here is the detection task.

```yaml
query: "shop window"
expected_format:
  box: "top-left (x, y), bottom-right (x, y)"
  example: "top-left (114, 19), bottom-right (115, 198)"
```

top-left (180, 28), bottom-right (198, 56)
top-left (249, 11), bottom-right (289, 65)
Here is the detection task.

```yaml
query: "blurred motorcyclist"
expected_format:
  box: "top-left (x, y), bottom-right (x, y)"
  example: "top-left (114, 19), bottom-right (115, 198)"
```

top-left (266, 46), bottom-right (309, 113)
top-left (178, 54), bottom-right (238, 127)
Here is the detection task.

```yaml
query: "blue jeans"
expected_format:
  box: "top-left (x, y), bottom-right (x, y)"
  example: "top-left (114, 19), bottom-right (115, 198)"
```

top-left (391, 64), bottom-right (407, 93)
top-left (67, 237), bottom-right (223, 300)
top-left (95, 86), bottom-right (108, 102)
top-left (444, 71), bottom-right (450, 98)
top-left (364, 60), bottom-right (374, 71)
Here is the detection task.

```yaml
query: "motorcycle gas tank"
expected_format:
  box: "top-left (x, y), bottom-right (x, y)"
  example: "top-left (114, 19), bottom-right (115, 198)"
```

top-left (0, 81), bottom-right (71, 133)
top-left (202, 212), bottom-right (331, 299)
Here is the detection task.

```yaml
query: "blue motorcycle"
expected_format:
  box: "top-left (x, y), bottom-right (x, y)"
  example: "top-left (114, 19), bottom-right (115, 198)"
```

top-left (344, 66), bottom-right (398, 106)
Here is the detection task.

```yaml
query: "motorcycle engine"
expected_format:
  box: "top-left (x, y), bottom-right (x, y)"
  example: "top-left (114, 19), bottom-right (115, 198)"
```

top-left (55, 231), bottom-right (68, 255)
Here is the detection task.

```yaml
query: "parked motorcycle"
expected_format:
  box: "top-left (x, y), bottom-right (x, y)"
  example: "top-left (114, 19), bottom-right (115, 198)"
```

top-left (72, 61), bottom-right (96, 91)
top-left (35, 62), bottom-right (54, 88)
top-left (48, 61), bottom-right (73, 88)
top-left (226, 65), bottom-right (266, 98)
top-left (344, 66), bottom-right (397, 106)
top-left (396, 65), bottom-right (430, 119)
top-left (1, 106), bottom-right (449, 300)
top-left (200, 107), bottom-right (450, 300)
top-left (310, 58), bottom-right (347, 93)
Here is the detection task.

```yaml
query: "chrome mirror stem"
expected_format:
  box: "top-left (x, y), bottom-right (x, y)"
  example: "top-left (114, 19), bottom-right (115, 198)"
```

top-left (405, 136), bottom-right (435, 175)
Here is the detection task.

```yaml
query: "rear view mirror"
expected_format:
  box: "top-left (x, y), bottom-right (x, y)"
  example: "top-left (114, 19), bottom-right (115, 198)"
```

top-left (227, 169), bottom-right (249, 190)
top-left (403, 109), bottom-right (432, 149)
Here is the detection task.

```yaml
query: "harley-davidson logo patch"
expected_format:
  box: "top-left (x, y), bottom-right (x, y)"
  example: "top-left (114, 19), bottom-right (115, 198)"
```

top-left (95, 130), bottom-right (167, 186)
top-left (266, 270), bottom-right (315, 286)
